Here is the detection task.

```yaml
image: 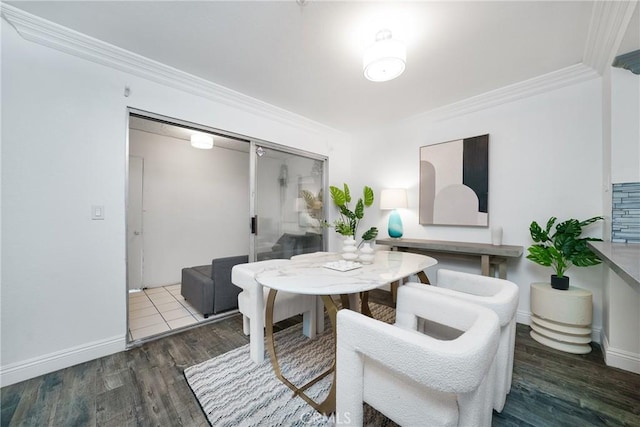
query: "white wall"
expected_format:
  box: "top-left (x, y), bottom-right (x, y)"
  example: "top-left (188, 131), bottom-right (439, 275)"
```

top-left (611, 67), bottom-right (640, 184)
top-left (600, 66), bottom-right (640, 373)
top-left (350, 78), bottom-right (605, 333)
top-left (129, 130), bottom-right (249, 287)
top-left (604, 268), bottom-right (640, 373)
top-left (0, 22), bottom-right (351, 385)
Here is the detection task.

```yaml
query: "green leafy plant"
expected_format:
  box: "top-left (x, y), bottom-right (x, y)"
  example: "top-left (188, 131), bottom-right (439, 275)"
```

top-left (526, 216), bottom-right (603, 278)
top-left (329, 183), bottom-right (378, 244)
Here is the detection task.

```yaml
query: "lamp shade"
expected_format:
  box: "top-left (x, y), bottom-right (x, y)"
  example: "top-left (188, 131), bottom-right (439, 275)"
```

top-left (363, 30), bottom-right (406, 82)
top-left (380, 188), bottom-right (408, 210)
top-left (190, 133), bottom-right (214, 149)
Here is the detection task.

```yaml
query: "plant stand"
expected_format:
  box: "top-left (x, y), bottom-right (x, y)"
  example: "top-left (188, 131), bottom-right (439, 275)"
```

top-left (529, 282), bottom-right (593, 354)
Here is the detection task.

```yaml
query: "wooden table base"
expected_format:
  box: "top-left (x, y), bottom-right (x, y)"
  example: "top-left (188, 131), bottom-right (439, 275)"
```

top-left (391, 270), bottom-right (431, 303)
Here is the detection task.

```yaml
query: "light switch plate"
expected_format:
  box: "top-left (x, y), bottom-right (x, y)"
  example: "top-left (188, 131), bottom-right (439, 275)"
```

top-left (91, 205), bottom-right (105, 220)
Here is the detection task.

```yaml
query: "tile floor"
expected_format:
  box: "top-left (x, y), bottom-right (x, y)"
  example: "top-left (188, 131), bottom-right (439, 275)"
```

top-left (128, 284), bottom-right (208, 341)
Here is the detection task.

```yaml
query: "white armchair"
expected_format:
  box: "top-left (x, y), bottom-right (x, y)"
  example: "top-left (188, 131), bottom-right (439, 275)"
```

top-left (406, 269), bottom-right (519, 412)
top-left (232, 259), bottom-right (317, 364)
top-left (336, 286), bottom-right (500, 427)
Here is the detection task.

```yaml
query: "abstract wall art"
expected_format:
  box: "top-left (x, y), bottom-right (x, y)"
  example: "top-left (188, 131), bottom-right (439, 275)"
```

top-left (419, 134), bottom-right (489, 227)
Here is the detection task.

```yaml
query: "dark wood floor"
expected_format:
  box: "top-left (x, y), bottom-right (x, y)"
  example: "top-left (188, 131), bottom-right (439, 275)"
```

top-left (2, 290), bottom-right (639, 427)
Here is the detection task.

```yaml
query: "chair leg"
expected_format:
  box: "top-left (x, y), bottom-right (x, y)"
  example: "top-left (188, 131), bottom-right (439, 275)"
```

top-left (493, 330), bottom-right (510, 412)
top-left (458, 379), bottom-right (492, 427)
top-left (242, 315), bottom-right (250, 335)
top-left (336, 321), bottom-right (365, 425)
top-left (507, 320), bottom-right (516, 391)
top-left (316, 296), bottom-right (325, 334)
top-left (249, 312), bottom-right (264, 364)
top-left (302, 309), bottom-right (317, 339)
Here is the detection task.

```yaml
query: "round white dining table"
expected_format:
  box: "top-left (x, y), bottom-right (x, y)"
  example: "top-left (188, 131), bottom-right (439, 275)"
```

top-left (255, 250), bottom-right (437, 414)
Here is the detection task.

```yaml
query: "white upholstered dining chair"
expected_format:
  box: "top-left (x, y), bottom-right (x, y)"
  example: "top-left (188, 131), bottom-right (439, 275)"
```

top-left (231, 259), bottom-right (317, 364)
top-left (406, 269), bottom-right (520, 412)
top-left (336, 286), bottom-right (500, 426)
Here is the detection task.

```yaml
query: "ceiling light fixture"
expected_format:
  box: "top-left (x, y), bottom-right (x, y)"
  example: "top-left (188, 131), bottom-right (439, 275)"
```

top-left (190, 133), bottom-right (214, 149)
top-left (363, 29), bottom-right (406, 82)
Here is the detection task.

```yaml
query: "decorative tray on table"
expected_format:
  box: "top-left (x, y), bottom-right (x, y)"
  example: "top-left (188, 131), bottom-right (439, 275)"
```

top-left (323, 260), bottom-right (362, 272)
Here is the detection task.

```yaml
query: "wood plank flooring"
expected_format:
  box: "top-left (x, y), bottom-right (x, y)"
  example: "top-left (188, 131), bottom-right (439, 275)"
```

top-left (2, 290), bottom-right (639, 427)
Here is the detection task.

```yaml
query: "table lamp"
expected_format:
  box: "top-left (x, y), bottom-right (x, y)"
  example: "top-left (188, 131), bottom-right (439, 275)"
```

top-left (380, 188), bottom-right (408, 238)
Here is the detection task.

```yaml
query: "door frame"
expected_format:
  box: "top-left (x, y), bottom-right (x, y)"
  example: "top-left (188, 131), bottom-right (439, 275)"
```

top-left (127, 155), bottom-right (144, 291)
top-left (125, 108), bottom-right (252, 345)
top-left (249, 140), bottom-right (328, 262)
top-left (124, 108), bottom-right (327, 344)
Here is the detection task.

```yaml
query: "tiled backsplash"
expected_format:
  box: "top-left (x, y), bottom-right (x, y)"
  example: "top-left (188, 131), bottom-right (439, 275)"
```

top-left (612, 182), bottom-right (640, 243)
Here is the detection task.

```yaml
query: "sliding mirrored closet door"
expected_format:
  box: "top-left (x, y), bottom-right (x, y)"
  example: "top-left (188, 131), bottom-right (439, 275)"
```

top-left (249, 142), bottom-right (327, 262)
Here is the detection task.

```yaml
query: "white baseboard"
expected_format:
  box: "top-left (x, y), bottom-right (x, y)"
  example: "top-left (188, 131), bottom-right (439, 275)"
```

top-left (0, 335), bottom-right (125, 387)
top-left (516, 309), bottom-right (602, 344)
top-left (516, 309), bottom-right (532, 326)
top-left (601, 333), bottom-right (640, 374)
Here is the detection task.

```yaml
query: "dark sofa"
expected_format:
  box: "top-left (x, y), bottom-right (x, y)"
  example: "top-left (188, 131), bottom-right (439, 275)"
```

top-left (180, 255), bottom-right (248, 318)
top-left (257, 232), bottom-right (323, 261)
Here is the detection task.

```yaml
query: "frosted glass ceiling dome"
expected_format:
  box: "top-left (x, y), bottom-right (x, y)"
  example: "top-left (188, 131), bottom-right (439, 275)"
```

top-left (363, 29), bottom-right (406, 82)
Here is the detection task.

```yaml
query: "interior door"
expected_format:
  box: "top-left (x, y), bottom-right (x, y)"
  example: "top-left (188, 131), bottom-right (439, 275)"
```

top-left (127, 155), bottom-right (144, 290)
top-left (250, 143), bottom-right (326, 262)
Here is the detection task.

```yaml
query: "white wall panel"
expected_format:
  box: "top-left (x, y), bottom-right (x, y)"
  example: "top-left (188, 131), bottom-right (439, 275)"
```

top-left (351, 78), bottom-right (604, 335)
top-left (611, 67), bottom-right (640, 184)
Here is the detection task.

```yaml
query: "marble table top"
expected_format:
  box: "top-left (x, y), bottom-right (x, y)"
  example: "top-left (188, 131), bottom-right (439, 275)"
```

top-left (255, 251), bottom-right (437, 295)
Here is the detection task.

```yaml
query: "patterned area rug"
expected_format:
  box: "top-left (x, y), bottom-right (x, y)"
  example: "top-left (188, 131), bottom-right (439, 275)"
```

top-left (184, 303), bottom-right (397, 427)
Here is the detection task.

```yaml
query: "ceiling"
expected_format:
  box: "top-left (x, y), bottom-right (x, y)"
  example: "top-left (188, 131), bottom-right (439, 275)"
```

top-left (7, 1), bottom-right (640, 132)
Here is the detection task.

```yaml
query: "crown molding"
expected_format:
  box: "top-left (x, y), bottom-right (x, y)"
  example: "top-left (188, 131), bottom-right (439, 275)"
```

top-left (0, 3), bottom-right (345, 138)
top-left (404, 63), bottom-right (599, 125)
top-left (2, 2), bottom-right (625, 135)
top-left (583, 0), bottom-right (638, 75)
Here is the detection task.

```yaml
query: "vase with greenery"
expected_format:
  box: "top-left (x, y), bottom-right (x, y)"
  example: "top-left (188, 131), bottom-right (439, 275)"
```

top-left (526, 216), bottom-right (603, 290)
top-left (329, 184), bottom-right (378, 247)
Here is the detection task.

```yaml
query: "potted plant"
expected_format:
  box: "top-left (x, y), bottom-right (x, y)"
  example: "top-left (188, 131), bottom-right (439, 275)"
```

top-left (526, 216), bottom-right (603, 290)
top-left (329, 184), bottom-right (378, 247)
